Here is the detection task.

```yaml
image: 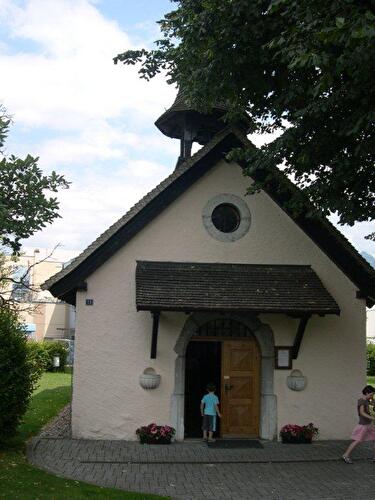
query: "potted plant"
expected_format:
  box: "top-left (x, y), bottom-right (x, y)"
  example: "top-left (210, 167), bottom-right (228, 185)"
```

top-left (280, 423), bottom-right (319, 444)
top-left (136, 423), bottom-right (176, 444)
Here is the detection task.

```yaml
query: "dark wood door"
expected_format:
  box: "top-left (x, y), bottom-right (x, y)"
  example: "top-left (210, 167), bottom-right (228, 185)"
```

top-left (221, 339), bottom-right (260, 437)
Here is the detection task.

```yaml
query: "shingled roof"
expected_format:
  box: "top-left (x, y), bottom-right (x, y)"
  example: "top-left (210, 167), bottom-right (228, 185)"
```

top-left (136, 261), bottom-right (340, 315)
top-left (42, 126), bottom-right (375, 306)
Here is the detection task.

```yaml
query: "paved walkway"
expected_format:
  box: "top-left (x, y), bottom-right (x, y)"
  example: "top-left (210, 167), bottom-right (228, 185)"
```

top-left (27, 407), bottom-right (375, 499)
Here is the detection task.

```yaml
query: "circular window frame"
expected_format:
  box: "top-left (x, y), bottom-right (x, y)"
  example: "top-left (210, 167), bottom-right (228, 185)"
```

top-left (202, 193), bottom-right (251, 242)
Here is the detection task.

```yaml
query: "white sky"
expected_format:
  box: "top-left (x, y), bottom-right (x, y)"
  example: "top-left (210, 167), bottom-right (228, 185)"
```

top-left (1, 0), bottom-right (374, 264)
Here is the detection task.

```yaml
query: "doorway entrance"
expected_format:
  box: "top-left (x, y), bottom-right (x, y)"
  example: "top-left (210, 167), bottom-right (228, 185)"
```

top-left (184, 319), bottom-right (260, 438)
top-left (184, 341), bottom-right (221, 438)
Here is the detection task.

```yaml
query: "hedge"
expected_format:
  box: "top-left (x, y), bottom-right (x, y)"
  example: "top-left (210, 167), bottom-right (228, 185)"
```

top-left (41, 341), bottom-right (68, 372)
top-left (367, 342), bottom-right (375, 376)
top-left (0, 308), bottom-right (34, 442)
top-left (26, 341), bottom-right (50, 384)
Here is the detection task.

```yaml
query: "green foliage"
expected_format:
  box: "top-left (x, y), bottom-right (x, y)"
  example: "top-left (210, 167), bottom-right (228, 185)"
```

top-left (26, 341), bottom-right (50, 386)
top-left (0, 108), bottom-right (69, 254)
top-left (41, 341), bottom-right (68, 372)
top-left (0, 308), bottom-right (33, 442)
top-left (115, 0), bottom-right (375, 227)
top-left (367, 342), bottom-right (375, 376)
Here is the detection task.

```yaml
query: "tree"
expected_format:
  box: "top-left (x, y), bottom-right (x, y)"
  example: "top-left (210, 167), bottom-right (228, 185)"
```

top-left (0, 108), bottom-right (68, 439)
top-left (0, 307), bottom-right (34, 442)
top-left (115, 0), bottom-right (375, 229)
top-left (0, 106), bottom-right (69, 254)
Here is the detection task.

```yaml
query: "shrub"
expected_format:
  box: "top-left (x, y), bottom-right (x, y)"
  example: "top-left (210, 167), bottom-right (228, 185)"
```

top-left (42, 341), bottom-right (68, 372)
top-left (0, 308), bottom-right (34, 442)
top-left (26, 341), bottom-right (49, 385)
top-left (367, 342), bottom-right (375, 376)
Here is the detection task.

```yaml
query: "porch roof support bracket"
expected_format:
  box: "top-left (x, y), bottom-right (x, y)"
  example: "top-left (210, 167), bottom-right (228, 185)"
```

top-left (150, 311), bottom-right (160, 359)
top-left (292, 315), bottom-right (311, 360)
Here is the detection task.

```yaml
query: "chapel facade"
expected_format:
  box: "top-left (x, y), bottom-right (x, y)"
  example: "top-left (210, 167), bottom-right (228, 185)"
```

top-left (44, 92), bottom-right (375, 441)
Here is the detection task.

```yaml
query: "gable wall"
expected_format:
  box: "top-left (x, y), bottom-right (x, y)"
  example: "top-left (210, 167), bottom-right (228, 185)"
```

top-left (72, 159), bottom-right (366, 440)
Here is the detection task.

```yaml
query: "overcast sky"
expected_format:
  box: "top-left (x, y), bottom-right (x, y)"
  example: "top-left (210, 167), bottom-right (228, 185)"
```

top-left (1, 0), bottom-right (374, 263)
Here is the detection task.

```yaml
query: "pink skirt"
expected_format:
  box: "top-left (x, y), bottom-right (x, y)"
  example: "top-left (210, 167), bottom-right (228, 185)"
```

top-left (351, 424), bottom-right (375, 441)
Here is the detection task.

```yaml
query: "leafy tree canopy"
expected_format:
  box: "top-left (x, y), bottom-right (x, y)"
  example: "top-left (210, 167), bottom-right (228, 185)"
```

top-left (0, 106), bottom-right (69, 253)
top-left (115, 0), bottom-right (375, 228)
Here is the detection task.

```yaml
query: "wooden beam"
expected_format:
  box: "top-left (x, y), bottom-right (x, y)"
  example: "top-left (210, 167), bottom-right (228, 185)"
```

top-left (356, 290), bottom-right (375, 308)
top-left (150, 311), bottom-right (160, 359)
top-left (292, 315), bottom-right (311, 360)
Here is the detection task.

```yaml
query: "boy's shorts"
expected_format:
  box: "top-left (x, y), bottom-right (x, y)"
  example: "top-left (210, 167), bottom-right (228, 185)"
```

top-left (202, 415), bottom-right (217, 432)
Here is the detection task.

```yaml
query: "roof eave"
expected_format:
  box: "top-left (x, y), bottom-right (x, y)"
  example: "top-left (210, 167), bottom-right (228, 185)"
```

top-left (136, 304), bottom-right (340, 315)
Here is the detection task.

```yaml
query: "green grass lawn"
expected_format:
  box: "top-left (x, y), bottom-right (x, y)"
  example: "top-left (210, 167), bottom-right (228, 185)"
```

top-left (367, 376), bottom-right (375, 386)
top-left (0, 371), bottom-right (167, 500)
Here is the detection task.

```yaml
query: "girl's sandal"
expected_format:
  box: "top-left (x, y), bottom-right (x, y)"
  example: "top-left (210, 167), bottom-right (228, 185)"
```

top-left (342, 456), bottom-right (353, 464)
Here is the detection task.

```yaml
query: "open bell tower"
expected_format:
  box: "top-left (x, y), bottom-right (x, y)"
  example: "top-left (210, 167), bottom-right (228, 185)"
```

top-left (155, 90), bottom-right (251, 169)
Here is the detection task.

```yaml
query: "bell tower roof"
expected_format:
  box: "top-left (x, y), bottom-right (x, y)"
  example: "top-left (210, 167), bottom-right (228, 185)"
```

top-left (155, 90), bottom-right (251, 146)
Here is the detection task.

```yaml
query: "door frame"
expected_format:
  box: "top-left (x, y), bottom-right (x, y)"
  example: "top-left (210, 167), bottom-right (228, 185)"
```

top-left (191, 336), bottom-right (260, 438)
top-left (171, 312), bottom-right (277, 441)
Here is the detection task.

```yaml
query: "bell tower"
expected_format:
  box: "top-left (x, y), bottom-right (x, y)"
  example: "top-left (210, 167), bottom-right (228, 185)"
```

top-left (155, 90), bottom-right (251, 169)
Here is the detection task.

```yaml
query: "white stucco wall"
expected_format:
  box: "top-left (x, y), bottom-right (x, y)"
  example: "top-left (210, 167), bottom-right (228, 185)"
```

top-left (72, 159), bottom-right (366, 440)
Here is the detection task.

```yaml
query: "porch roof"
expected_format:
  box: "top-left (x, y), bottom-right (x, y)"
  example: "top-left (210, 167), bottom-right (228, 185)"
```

top-left (135, 261), bottom-right (340, 315)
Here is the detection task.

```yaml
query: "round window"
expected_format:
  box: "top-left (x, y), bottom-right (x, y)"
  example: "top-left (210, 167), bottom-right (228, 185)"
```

top-left (211, 203), bottom-right (241, 233)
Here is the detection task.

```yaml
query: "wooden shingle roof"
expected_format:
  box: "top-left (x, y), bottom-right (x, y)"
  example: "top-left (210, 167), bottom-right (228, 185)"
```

top-left (136, 261), bottom-right (340, 315)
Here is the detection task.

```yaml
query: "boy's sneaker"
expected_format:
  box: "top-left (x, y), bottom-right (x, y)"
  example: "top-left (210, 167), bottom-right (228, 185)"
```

top-left (207, 438), bottom-right (216, 443)
top-left (342, 455), bottom-right (353, 464)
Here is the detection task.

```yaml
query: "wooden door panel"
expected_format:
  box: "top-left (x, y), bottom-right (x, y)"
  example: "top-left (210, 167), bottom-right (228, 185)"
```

top-left (221, 339), bottom-right (260, 437)
top-left (229, 349), bottom-right (253, 371)
top-left (229, 378), bottom-right (253, 398)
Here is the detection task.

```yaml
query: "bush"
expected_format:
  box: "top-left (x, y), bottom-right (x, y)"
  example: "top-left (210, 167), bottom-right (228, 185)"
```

top-left (26, 341), bottom-right (49, 385)
top-left (367, 342), bottom-right (375, 375)
top-left (0, 308), bottom-right (34, 442)
top-left (41, 341), bottom-right (68, 372)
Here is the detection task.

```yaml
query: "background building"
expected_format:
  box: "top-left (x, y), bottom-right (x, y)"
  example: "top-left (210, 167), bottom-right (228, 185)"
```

top-left (9, 248), bottom-right (75, 341)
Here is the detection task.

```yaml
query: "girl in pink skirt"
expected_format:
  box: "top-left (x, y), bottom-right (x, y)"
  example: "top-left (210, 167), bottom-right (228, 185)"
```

top-left (342, 385), bottom-right (375, 464)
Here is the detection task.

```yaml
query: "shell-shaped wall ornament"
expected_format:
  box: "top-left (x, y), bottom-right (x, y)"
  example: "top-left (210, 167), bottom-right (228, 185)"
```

top-left (139, 367), bottom-right (161, 390)
top-left (287, 369), bottom-right (307, 391)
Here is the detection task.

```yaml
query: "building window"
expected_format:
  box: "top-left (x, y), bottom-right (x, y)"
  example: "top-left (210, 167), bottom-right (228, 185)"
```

top-left (211, 203), bottom-right (241, 233)
top-left (11, 265), bottom-right (31, 302)
top-left (202, 194), bottom-right (251, 242)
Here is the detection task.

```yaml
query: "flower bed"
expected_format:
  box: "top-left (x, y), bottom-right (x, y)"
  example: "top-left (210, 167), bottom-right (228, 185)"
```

top-left (280, 423), bottom-right (318, 444)
top-left (136, 423), bottom-right (175, 444)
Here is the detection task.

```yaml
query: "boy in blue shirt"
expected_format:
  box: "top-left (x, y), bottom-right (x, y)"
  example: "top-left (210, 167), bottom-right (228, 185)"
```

top-left (200, 382), bottom-right (222, 442)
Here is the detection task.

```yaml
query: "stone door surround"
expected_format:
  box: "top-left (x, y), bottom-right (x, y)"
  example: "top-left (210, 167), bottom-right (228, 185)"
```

top-left (171, 312), bottom-right (277, 441)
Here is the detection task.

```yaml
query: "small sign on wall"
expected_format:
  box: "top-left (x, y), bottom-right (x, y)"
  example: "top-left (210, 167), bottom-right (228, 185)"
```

top-left (275, 346), bottom-right (292, 369)
top-left (85, 299), bottom-right (94, 306)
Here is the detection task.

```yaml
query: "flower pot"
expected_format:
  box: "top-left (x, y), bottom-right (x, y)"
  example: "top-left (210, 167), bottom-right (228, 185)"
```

top-left (281, 435), bottom-right (312, 444)
top-left (139, 436), bottom-right (171, 445)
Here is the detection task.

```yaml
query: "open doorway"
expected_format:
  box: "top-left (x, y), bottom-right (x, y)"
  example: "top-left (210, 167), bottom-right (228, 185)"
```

top-left (184, 334), bottom-right (261, 438)
top-left (184, 341), bottom-right (221, 438)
